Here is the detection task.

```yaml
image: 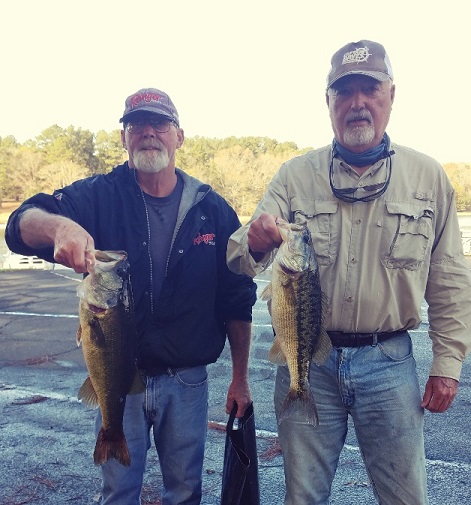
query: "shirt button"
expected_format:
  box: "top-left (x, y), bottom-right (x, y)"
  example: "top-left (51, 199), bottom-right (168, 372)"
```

top-left (143, 241), bottom-right (147, 247)
top-left (201, 216), bottom-right (206, 221)
top-left (179, 249), bottom-right (184, 254)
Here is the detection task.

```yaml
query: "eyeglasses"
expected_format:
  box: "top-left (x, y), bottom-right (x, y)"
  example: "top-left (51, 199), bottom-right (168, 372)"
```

top-left (329, 147), bottom-right (394, 203)
top-left (126, 119), bottom-right (176, 134)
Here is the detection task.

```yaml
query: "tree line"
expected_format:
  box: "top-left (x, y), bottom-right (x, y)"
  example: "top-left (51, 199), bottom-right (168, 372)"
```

top-left (1, 126), bottom-right (470, 216)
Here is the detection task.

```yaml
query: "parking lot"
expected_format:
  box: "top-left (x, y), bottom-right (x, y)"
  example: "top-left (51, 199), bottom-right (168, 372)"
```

top-left (1, 265), bottom-right (471, 504)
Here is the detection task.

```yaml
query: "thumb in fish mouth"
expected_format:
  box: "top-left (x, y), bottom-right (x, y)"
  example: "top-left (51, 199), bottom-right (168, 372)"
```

top-left (85, 249), bottom-right (96, 271)
top-left (84, 237), bottom-right (97, 272)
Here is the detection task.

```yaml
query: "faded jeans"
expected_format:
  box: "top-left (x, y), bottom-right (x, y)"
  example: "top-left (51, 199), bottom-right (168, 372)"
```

top-left (274, 332), bottom-right (429, 505)
top-left (95, 365), bottom-right (209, 505)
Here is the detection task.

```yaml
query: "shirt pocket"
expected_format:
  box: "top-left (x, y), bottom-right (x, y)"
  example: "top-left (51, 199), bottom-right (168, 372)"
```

top-left (291, 198), bottom-right (339, 265)
top-left (380, 201), bottom-right (434, 270)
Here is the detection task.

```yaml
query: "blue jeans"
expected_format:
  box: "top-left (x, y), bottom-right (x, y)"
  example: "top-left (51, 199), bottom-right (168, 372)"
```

top-left (95, 365), bottom-right (209, 505)
top-left (274, 332), bottom-right (428, 505)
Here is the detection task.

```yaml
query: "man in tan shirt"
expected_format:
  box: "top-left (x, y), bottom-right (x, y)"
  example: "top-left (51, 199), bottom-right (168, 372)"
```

top-left (227, 40), bottom-right (471, 505)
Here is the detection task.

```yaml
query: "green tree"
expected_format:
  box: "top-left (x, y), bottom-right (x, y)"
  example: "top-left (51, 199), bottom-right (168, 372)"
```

top-left (443, 163), bottom-right (471, 211)
top-left (95, 129), bottom-right (127, 174)
top-left (176, 136), bottom-right (310, 215)
top-left (176, 136), bottom-right (220, 181)
top-left (0, 135), bottom-right (20, 203)
top-left (42, 160), bottom-right (90, 190)
top-left (11, 146), bottom-right (47, 198)
top-left (31, 125), bottom-right (98, 175)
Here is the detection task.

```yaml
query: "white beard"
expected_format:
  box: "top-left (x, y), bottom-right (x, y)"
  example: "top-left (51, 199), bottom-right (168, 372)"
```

top-left (343, 124), bottom-right (375, 148)
top-left (133, 147), bottom-right (170, 173)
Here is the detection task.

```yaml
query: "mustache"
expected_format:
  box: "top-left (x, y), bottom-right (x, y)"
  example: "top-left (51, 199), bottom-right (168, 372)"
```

top-left (139, 140), bottom-right (165, 150)
top-left (345, 111), bottom-right (373, 124)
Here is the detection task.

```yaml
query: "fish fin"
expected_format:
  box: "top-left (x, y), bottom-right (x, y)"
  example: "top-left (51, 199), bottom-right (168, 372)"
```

top-left (129, 369), bottom-right (146, 395)
top-left (94, 427), bottom-right (131, 466)
top-left (89, 317), bottom-right (107, 346)
top-left (312, 292), bottom-right (332, 365)
top-left (76, 326), bottom-right (82, 347)
top-left (312, 329), bottom-right (332, 365)
top-left (321, 291), bottom-right (330, 322)
top-left (77, 376), bottom-right (99, 407)
top-left (260, 282), bottom-right (272, 301)
top-left (268, 338), bottom-right (287, 365)
top-left (278, 388), bottom-right (319, 426)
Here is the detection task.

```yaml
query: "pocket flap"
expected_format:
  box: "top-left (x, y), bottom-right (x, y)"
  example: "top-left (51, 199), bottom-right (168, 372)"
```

top-left (385, 201), bottom-right (433, 220)
top-left (292, 197), bottom-right (338, 217)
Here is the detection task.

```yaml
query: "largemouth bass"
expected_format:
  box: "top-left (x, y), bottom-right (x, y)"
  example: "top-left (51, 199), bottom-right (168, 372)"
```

top-left (76, 250), bottom-right (144, 466)
top-left (261, 219), bottom-right (331, 426)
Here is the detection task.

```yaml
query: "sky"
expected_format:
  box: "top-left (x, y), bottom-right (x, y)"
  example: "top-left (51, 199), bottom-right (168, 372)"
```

top-left (1, 0), bottom-right (469, 164)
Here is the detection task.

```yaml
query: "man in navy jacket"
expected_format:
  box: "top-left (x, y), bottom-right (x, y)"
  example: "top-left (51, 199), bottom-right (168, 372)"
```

top-left (6, 87), bottom-right (257, 505)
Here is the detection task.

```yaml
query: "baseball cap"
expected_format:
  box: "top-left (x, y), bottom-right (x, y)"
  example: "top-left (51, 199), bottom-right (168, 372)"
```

top-left (119, 88), bottom-right (180, 126)
top-left (326, 40), bottom-right (393, 89)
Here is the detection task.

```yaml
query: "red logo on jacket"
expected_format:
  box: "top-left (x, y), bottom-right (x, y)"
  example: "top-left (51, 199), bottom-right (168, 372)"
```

top-left (193, 232), bottom-right (216, 246)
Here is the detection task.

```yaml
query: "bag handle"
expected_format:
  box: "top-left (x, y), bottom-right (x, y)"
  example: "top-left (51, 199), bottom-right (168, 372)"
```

top-left (227, 401), bottom-right (238, 431)
top-left (227, 401), bottom-right (254, 432)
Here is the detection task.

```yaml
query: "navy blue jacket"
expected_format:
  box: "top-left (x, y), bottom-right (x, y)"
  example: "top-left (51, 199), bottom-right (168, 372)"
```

top-left (6, 163), bottom-right (257, 369)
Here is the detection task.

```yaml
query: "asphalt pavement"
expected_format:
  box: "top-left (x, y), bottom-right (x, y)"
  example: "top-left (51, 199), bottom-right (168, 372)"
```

top-left (1, 267), bottom-right (470, 505)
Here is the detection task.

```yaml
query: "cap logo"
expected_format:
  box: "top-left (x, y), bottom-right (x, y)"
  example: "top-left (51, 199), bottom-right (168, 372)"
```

top-left (129, 91), bottom-right (164, 110)
top-left (120, 88), bottom-right (179, 125)
top-left (342, 46), bottom-right (371, 65)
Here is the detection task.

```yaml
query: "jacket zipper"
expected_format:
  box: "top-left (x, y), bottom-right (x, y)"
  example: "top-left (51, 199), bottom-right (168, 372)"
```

top-left (134, 169), bottom-right (210, 314)
top-left (163, 190), bottom-right (209, 279)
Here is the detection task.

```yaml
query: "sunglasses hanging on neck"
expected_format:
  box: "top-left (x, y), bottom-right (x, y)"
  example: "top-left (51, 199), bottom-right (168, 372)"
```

top-left (329, 142), bottom-right (395, 203)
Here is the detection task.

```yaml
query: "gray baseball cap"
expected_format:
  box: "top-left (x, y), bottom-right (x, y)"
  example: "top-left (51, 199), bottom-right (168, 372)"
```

top-left (326, 40), bottom-right (393, 89)
top-left (119, 88), bottom-right (180, 126)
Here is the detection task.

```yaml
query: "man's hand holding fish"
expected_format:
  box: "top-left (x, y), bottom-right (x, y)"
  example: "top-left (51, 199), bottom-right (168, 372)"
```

top-left (17, 207), bottom-right (95, 273)
top-left (247, 212), bottom-right (282, 257)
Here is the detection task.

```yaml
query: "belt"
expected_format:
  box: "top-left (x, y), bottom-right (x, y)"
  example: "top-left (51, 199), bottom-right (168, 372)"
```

top-left (327, 330), bottom-right (405, 347)
top-left (139, 366), bottom-right (190, 376)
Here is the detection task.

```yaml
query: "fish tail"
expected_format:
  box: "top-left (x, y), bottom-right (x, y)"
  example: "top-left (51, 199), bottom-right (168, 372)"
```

top-left (278, 388), bottom-right (319, 427)
top-left (93, 427), bottom-right (131, 466)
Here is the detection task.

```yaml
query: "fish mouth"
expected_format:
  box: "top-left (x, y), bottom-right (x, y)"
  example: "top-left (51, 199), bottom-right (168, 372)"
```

top-left (88, 304), bottom-right (107, 314)
top-left (95, 251), bottom-right (127, 262)
top-left (279, 265), bottom-right (297, 274)
top-left (95, 251), bottom-right (128, 271)
top-left (279, 263), bottom-right (305, 277)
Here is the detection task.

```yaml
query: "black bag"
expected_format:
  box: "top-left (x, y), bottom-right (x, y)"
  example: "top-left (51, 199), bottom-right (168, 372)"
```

top-left (221, 402), bottom-right (260, 505)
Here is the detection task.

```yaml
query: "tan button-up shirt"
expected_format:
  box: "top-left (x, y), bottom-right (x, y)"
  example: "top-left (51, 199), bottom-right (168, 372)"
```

top-left (227, 143), bottom-right (471, 380)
